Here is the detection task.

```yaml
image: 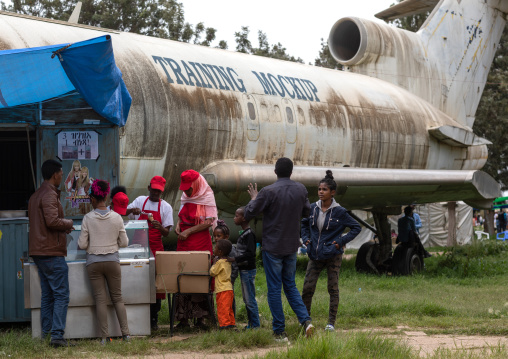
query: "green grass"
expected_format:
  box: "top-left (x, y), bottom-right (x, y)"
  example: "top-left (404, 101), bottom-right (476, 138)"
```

top-left (1, 240), bottom-right (508, 358)
top-left (259, 332), bottom-right (415, 359)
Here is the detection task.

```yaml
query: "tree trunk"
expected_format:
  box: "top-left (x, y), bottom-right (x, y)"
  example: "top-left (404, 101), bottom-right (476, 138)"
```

top-left (447, 202), bottom-right (457, 246)
top-left (484, 209), bottom-right (495, 236)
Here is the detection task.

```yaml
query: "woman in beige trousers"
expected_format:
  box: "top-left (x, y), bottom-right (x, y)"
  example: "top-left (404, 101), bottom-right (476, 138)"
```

top-left (78, 179), bottom-right (130, 344)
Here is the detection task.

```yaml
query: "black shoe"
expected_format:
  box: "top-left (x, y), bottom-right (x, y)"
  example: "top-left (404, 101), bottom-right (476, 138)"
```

top-left (273, 331), bottom-right (290, 343)
top-left (50, 338), bottom-right (73, 347)
top-left (424, 251), bottom-right (432, 258)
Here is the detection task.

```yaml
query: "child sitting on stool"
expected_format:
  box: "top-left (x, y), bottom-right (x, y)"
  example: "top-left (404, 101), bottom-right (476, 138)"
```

top-left (210, 239), bottom-right (235, 329)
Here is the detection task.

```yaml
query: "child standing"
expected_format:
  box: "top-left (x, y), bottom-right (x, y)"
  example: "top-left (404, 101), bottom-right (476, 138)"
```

top-left (213, 220), bottom-right (238, 317)
top-left (213, 220), bottom-right (238, 285)
top-left (210, 239), bottom-right (235, 329)
top-left (230, 206), bottom-right (260, 329)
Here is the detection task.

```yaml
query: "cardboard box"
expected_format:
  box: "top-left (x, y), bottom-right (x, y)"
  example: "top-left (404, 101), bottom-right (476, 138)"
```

top-left (155, 251), bottom-right (211, 294)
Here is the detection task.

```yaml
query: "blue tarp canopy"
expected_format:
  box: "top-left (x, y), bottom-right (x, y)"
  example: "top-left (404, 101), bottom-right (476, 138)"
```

top-left (0, 35), bottom-right (131, 127)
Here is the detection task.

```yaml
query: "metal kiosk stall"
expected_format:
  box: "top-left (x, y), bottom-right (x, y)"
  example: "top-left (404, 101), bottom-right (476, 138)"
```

top-left (0, 35), bottom-right (132, 323)
top-left (24, 220), bottom-right (155, 339)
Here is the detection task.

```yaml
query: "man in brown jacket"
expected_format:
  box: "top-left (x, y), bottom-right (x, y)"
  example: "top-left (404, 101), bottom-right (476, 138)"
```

top-left (28, 159), bottom-right (74, 347)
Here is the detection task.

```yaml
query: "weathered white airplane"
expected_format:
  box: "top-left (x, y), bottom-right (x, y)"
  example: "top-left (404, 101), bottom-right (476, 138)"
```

top-left (0, 0), bottom-right (504, 273)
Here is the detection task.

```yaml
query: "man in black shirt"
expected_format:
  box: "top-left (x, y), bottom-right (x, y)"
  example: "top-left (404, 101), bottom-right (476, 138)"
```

top-left (244, 158), bottom-right (313, 341)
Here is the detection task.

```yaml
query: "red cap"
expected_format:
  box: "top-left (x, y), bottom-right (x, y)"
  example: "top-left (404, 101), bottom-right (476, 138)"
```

top-left (150, 176), bottom-right (166, 191)
top-left (179, 170), bottom-right (199, 191)
top-left (112, 192), bottom-right (129, 215)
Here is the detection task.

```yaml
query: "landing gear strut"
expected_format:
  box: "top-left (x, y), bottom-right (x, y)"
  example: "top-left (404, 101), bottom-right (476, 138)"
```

top-left (352, 207), bottom-right (424, 275)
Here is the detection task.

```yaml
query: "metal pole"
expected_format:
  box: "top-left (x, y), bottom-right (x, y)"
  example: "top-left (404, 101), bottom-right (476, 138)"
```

top-left (347, 211), bottom-right (378, 235)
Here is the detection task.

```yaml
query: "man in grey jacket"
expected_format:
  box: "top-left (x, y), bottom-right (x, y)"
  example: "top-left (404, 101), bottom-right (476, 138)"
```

top-left (244, 157), bottom-right (313, 341)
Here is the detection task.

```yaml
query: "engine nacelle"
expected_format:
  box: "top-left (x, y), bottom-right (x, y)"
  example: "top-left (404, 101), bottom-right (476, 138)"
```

top-left (328, 17), bottom-right (422, 67)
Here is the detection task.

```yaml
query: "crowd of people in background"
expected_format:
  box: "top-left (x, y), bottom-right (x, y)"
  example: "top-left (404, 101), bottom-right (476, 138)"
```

top-left (473, 210), bottom-right (506, 233)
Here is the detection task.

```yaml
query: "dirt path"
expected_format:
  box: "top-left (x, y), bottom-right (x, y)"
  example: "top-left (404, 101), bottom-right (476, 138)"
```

top-left (133, 327), bottom-right (508, 359)
top-left (130, 348), bottom-right (279, 359)
top-left (394, 329), bottom-right (508, 357)
top-left (352, 327), bottom-right (508, 357)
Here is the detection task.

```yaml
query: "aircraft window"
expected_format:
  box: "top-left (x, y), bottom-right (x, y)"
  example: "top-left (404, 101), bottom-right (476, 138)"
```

top-left (298, 107), bottom-right (306, 125)
top-left (339, 113), bottom-right (346, 128)
top-left (273, 105), bottom-right (282, 122)
top-left (318, 111), bottom-right (326, 126)
top-left (309, 109), bottom-right (317, 125)
top-left (260, 104), bottom-right (268, 122)
top-left (234, 100), bottom-right (242, 119)
top-left (286, 107), bottom-right (294, 124)
top-left (248, 102), bottom-right (256, 120)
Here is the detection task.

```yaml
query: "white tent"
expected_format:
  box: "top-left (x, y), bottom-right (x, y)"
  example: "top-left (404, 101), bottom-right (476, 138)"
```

top-left (347, 202), bottom-right (473, 249)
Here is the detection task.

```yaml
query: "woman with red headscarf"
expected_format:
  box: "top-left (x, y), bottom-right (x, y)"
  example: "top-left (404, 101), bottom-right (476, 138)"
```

top-left (174, 169), bottom-right (217, 329)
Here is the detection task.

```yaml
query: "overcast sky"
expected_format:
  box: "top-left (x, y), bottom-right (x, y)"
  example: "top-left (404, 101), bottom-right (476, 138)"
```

top-left (182, 0), bottom-right (397, 63)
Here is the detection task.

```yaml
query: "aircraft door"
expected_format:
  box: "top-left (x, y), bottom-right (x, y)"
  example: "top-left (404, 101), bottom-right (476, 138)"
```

top-left (39, 126), bottom-right (119, 218)
top-left (282, 98), bottom-right (297, 144)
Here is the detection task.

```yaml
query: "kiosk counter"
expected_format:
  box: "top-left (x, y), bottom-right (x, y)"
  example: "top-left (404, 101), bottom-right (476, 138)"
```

top-left (24, 220), bottom-right (155, 339)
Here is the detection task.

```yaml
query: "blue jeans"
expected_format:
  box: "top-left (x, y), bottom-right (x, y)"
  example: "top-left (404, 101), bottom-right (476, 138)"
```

top-left (262, 251), bottom-right (310, 334)
top-left (239, 269), bottom-right (260, 328)
top-left (32, 256), bottom-right (69, 340)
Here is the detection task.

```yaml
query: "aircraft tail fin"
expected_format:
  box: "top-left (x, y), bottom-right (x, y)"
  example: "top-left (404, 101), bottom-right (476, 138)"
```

top-left (68, 1), bottom-right (82, 24)
top-left (419, 0), bottom-right (508, 127)
top-left (328, 0), bottom-right (508, 127)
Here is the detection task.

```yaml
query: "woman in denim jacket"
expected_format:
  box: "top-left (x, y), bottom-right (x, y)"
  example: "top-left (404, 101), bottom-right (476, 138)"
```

top-left (301, 170), bottom-right (361, 332)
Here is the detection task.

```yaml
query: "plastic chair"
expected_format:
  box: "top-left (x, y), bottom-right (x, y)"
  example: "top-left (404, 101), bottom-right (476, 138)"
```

top-left (475, 231), bottom-right (489, 240)
top-left (496, 231), bottom-right (508, 241)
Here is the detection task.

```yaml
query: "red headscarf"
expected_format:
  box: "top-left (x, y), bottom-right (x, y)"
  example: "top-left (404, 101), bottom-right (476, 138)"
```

top-left (180, 174), bottom-right (218, 225)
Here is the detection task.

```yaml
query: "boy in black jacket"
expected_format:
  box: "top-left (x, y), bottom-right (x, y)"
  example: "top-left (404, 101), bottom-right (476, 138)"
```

top-left (228, 206), bottom-right (260, 329)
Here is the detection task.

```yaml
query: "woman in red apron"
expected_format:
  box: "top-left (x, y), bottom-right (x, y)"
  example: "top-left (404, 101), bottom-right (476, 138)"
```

top-left (138, 198), bottom-right (167, 329)
top-left (174, 170), bottom-right (217, 329)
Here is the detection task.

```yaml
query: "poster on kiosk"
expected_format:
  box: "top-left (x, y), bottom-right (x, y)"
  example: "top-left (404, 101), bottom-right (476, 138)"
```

top-left (40, 127), bottom-right (120, 217)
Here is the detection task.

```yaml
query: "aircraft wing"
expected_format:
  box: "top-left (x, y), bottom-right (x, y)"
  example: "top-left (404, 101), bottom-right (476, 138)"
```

top-left (375, 0), bottom-right (440, 21)
top-left (202, 162), bottom-right (500, 211)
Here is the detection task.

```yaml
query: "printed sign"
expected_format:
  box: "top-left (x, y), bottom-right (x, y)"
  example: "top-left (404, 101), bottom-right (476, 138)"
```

top-left (64, 160), bottom-right (94, 207)
top-left (58, 131), bottom-right (99, 160)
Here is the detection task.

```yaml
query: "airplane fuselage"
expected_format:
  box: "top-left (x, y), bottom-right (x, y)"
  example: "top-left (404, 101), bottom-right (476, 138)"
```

top-left (0, 9), bottom-right (492, 212)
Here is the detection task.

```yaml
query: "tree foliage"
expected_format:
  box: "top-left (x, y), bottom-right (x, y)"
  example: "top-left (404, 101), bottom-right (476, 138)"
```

top-left (234, 26), bottom-right (303, 63)
top-left (0, 0), bottom-right (223, 46)
top-left (389, 11), bottom-right (429, 32)
top-left (314, 38), bottom-right (341, 69)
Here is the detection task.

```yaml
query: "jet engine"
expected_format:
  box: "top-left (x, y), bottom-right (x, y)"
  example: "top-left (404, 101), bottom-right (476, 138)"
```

top-left (328, 17), bottom-right (422, 67)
